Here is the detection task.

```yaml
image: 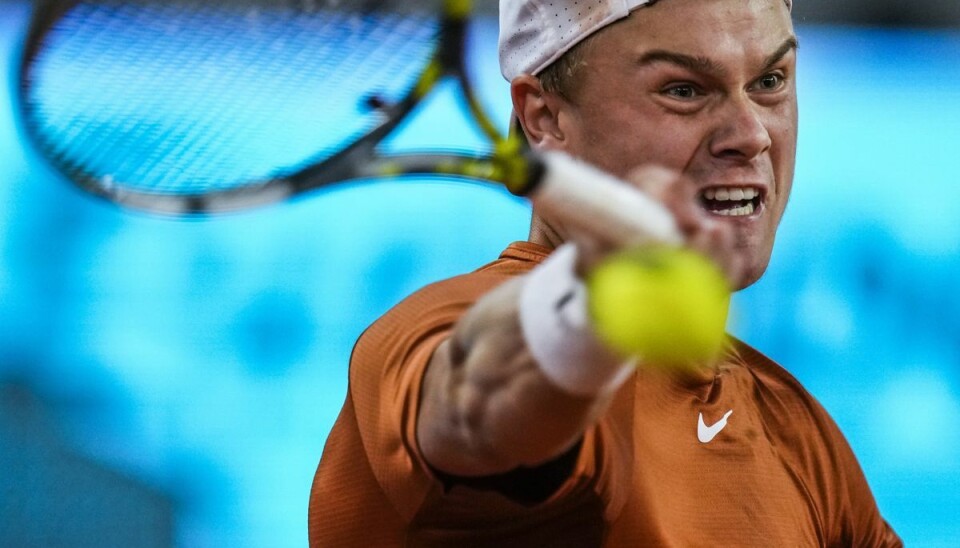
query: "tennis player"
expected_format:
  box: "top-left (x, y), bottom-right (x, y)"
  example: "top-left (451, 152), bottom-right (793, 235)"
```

top-left (309, 0), bottom-right (903, 545)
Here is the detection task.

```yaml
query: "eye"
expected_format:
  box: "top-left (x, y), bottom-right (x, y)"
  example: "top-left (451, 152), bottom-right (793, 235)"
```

top-left (755, 72), bottom-right (785, 91)
top-left (662, 83), bottom-right (701, 100)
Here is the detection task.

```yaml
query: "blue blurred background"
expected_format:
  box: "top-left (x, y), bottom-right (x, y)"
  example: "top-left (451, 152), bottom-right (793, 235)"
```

top-left (1, 0), bottom-right (959, 546)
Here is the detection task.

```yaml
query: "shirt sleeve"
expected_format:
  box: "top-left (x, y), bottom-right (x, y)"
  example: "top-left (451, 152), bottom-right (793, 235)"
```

top-left (347, 263), bottom-right (632, 528)
top-left (733, 341), bottom-right (902, 546)
top-left (348, 270), bottom-right (511, 522)
top-left (821, 414), bottom-right (903, 547)
top-left (785, 386), bottom-right (903, 547)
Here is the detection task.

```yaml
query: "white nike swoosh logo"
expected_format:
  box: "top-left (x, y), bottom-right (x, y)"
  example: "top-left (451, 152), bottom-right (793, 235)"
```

top-left (698, 410), bottom-right (733, 443)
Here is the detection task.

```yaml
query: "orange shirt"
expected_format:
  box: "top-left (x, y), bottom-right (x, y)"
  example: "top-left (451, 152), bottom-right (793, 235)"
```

top-left (309, 242), bottom-right (902, 547)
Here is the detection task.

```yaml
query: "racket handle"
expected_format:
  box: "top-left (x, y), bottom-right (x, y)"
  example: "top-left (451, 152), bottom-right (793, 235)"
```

top-left (528, 151), bottom-right (684, 247)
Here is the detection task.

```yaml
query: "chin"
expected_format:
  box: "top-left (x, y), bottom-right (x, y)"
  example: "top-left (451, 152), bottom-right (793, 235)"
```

top-left (734, 251), bottom-right (774, 291)
top-left (733, 270), bottom-right (764, 292)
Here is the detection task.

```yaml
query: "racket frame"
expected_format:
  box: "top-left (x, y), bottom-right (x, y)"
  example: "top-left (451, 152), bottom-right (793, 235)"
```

top-left (17, 0), bottom-right (538, 214)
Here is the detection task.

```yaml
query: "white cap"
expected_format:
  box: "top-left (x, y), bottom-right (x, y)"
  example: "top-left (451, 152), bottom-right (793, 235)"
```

top-left (498, 0), bottom-right (793, 81)
top-left (498, 0), bottom-right (658, 81)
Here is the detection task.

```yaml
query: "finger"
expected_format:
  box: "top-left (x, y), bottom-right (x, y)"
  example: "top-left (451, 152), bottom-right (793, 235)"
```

top-left (570, 234), bottom-right (617, 277)
top-left (624, 165), bottom-right (703, 237)
top-left (686, 222), bottom-right (744, 285)
top-left (623, 164), bottom-right (678, 201)
top-left (625, 165), bottom-right (743, 284)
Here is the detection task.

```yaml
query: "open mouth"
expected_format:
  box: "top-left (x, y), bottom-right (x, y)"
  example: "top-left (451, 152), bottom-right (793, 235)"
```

top-left (699, 187), bottom-right (763, 217)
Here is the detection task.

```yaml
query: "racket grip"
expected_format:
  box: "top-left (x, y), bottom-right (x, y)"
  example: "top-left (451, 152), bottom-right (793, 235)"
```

top-left (528, 151), bottom-right (684, 247)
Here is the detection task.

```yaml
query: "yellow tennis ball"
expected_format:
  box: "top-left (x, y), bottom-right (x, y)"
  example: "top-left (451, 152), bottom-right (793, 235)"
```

top-left (586, 247), bottom-right (730, 370)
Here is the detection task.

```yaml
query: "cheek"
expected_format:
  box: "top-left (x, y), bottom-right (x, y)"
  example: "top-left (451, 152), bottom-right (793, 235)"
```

top-left (770, 101), bottom-right (799, 157)
top-left (567, 119), bottom-right (638, 175)
top-left (587, 120), bottom-right (698, 176)
top-left (770, 124), bottom-right (797, 208)
top-left (641, 125), bottom-right (702, 168)
top-left (763, 103), bottom-right (798, 203)
top-left (567, 99), bottom-right (682, 172)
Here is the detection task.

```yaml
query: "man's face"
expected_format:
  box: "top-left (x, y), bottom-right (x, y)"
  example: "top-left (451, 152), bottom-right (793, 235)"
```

top-left (549, 0), bottom-right (797, 289)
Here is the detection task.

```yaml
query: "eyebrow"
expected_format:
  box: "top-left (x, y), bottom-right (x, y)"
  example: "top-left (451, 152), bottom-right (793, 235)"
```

top-left (636, 37), bottom-right (799, 77)
top-left (761, 37), bottom-right (799, 72)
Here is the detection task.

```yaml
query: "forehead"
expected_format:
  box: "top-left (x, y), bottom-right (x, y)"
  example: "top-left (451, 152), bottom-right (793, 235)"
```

top-left (591, 0), bottom-right (795, 65)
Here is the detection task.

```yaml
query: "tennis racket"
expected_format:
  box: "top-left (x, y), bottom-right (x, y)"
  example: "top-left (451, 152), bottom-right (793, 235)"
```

top-left (19, 0), bottom-right (733, 364)
top-left (17, 0), bottom-right (680, 244)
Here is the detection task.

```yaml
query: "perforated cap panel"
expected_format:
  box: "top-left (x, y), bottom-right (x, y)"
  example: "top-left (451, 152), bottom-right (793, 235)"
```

top-left (498, 0), bottom-right (655, 80)
top-left (498, 0), bottom-right (794, 80)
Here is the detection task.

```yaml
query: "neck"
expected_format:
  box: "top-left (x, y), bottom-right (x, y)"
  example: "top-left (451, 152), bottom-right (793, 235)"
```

top-left (527, 212), bottom-right (564, 250)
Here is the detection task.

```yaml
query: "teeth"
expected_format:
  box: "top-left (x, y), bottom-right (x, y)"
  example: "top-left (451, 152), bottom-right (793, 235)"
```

top-left (702, 186), bottom-right (758, 201)
top-left (712, 201), bottom-right (756, 217)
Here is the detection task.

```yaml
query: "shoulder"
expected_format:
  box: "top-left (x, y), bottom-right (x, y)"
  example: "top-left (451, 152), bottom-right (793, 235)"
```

top-left (339, 242), bottom-right (551, 521)
top-left (347, 241), bottom-right (550, 423)
top-left (730, 339), bottom-right (902, 546)
top-left (356, 241), bottom-right (549, 353)
top-left (727, 339), bottom-right (854, 494)
top-left (356, 241), bottom-right (548, 352)
top-left (728, 338), bottom-right (840, 436)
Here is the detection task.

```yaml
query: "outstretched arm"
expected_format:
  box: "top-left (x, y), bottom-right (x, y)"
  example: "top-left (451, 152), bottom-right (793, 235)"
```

top-left (417, 165), bottom-right (741, 478)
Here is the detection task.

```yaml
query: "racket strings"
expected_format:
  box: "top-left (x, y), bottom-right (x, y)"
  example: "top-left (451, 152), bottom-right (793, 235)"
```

top-left (25, 1), bottom-right (440, 195)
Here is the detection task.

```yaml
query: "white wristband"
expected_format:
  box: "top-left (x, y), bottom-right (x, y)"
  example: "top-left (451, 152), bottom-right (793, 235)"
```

top-left (519, 243), bottom-right (635, 397)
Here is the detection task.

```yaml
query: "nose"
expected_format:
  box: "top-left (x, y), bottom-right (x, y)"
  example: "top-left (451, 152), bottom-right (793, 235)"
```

top-left (709, 96), bottom-right (772, 161)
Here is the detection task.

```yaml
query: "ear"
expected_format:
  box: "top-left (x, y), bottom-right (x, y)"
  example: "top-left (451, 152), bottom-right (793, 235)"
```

top-left (510, 75), bottom-right (567, 150)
